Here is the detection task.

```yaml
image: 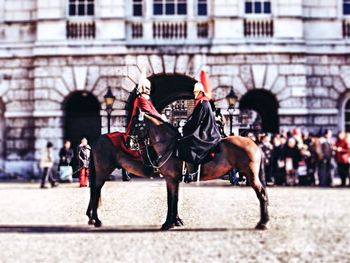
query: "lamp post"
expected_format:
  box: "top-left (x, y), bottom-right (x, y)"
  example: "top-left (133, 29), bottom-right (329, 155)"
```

top-left (226, 88), bottom-right (238, 135)
top-left (104, 86), bottom-right (116, 134)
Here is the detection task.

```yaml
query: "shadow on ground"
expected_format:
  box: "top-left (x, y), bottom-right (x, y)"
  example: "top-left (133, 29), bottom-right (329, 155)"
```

top-left (0, 225), bottom-right (256, 234)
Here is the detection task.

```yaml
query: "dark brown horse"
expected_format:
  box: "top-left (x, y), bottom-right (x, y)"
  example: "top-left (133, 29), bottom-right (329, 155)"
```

top-left (87, 113), bottom-right (269, 230)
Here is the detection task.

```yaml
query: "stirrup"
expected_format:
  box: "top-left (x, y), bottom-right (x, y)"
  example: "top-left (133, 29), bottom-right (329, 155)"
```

top-left (182, 161), bottom-right (187, 176)
top-left (184, 171), bottom-right (198, 184)
top-left (153, 167), bottom-right (159, 173)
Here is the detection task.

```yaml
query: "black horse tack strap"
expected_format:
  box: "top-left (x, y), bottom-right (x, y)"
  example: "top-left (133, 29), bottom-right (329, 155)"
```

top-left (144, 139), bottom-right (173, 169)
top-left (182, 161), bottom-right (202, 184)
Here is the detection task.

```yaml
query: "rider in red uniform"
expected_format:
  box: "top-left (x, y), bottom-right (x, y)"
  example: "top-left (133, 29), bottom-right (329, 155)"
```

top-left (106, 69), bottom-right (163, 180)
top-left (125, 70), bottom-right (163, 137)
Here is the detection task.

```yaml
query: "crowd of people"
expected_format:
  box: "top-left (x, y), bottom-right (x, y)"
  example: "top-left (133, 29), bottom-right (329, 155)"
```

top-left (249, 128), bottom-right (350, 187)
top-left (39, 137), bottom-right (91, 188)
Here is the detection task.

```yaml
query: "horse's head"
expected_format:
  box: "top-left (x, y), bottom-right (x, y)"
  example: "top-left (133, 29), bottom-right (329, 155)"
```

top-left (131, 111), bottom-right (179, 146)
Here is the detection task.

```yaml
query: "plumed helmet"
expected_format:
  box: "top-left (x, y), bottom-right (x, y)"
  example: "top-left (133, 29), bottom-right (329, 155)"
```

top-left (200, 69), bottom-right (212, 99)
top-left (193, 68), bottom-right (212, 98)
top-left (193, 82), bottom-right (205, 93)
top-left (137, 68), bottom-right (151, 94)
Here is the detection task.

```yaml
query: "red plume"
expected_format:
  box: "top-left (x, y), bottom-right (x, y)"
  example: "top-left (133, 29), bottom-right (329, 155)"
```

top-left (200, 70), bottom-right (212, 99)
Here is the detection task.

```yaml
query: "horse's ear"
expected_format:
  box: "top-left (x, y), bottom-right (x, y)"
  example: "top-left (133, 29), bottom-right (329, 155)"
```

top-left (138, 111), bottom-right (145, 121)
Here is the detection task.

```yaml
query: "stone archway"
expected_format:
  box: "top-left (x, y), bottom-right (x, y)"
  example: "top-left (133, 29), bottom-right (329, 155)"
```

top-left (125, 74), bottom-right (197, 122)
top-left (63, 91), bottom-right (101, 169)
top-left (0, 99), bottom-right (5, 173)
top-left (149, 74), bottom-right (197, 111)
top-left (239, 90), bottom-right (279, 133)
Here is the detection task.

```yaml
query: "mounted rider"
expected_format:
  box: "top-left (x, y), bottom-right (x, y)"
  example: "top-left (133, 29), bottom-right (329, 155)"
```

top-left (177, 69), bottom-right (221, 183)
top-left (106, 68), bottom-right (163, 178)
top-left (125, 68), bottom-right (165, 174)
top-left (126, 68), bottom-right (163, 138)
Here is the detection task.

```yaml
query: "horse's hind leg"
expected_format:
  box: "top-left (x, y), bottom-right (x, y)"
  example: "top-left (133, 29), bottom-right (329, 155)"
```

top-left (88, 135), bottom-right (117, 227)
top-left (244, 161), bottom-right (269, 230)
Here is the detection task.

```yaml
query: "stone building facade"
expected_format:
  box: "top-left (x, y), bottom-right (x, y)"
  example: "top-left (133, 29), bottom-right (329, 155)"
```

top-left (0, 0), bottom-right (350, 176)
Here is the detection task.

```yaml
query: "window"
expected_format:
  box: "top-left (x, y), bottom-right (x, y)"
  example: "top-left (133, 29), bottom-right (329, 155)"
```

top-left (69, 0), bottom-right (94, 16)
top-left (245, 1), bottom-right (271, 14)
top-left (133, 0), bottom-right (143, 16)
top-left (153, 0), bottom-right (187, 15)
top-left (344, 0), bottom-right (350, 15)
top-left (198, 0), bottom-right (207, 16)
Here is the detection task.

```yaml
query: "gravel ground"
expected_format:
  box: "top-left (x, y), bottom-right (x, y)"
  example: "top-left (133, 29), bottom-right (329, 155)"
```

top-left (0, 179), bottom-right (349, 263)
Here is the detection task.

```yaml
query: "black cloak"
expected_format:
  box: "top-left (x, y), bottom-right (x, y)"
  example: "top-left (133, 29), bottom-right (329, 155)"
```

top-left (177, 100), bottom-right (221, 164)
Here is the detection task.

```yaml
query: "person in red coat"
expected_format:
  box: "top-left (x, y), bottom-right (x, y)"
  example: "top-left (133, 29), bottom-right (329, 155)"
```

top-left (125, 70), bottom-right (163, 137)
top-left (124, 69), bottom-right (164, 178)
top-left (335, 131), bottom-right (349, 187)
top-left (107, 69), bottom-right (164, 181)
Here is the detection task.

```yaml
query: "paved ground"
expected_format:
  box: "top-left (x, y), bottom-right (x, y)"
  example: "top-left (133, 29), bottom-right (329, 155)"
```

top-left (0, 179), bottom-right (349, 263)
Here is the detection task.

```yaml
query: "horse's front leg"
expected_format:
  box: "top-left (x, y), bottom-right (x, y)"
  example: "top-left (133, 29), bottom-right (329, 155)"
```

top-left (161, 177), bottom-right (182, 230)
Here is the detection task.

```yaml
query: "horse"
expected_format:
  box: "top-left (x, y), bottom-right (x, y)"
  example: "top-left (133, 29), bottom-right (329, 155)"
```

top-left (86, 113), bottom-right (269, 230)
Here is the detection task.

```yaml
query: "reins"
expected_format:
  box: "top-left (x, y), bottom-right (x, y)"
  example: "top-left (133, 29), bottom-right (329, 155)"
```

top-left (144, 140), bottom-right (174, 169)
top-left (144, 114), bottom-right (179, 170)
top-left (132, 112), bottom-right (179, 170)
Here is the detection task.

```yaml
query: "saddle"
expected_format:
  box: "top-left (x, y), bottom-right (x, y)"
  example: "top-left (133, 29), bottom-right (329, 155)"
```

top-left (176, 142), bottom-right (221, 165)
top-left (106, 132), bottom-right (142, 161)
top-left (181, 144), bottom-right (221, 183)
top-left (201, 144), bottom-right (221, 164)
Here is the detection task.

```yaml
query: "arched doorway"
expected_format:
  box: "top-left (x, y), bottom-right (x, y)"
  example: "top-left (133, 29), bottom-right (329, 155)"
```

top-left (0, 100), bottom-right (5, 173)
top-left (125, 74), bottom-right (197, 124)
top-left (64, 92), bottom-right (101, 169)
top-left (239, 90), bottom-right (279, 133)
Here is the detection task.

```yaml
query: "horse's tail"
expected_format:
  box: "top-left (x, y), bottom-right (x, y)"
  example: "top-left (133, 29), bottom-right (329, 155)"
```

top-left (259, 149), bottom-right (267, 187)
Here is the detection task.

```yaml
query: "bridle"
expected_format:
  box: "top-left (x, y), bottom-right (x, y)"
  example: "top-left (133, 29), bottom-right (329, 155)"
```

top-left (129, 111), bottom-right (176, 170)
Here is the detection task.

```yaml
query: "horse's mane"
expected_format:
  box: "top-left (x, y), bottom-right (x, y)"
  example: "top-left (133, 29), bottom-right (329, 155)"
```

top-left (144, 113), bottom-right (180, 135)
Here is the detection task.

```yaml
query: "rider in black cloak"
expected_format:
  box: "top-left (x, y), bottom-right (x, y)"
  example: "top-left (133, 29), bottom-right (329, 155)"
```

top-left (177, 70), bottom-right (221, 183)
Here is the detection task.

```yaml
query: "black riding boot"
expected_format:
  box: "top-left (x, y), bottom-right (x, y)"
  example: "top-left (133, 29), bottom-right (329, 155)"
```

top-left (184, 163), bottom-right (199, 183)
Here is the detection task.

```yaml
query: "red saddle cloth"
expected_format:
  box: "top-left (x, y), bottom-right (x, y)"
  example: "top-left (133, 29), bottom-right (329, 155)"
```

top-left (106, 132), bottom-right (142, 160)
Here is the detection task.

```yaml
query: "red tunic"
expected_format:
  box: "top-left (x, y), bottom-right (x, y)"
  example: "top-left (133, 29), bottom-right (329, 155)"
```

top-left (125, 96), bottom-right (162, 136)
top-left (335, 138), bottom-right (349, 164)
top-left (106, 97), bottom-right (161, 160)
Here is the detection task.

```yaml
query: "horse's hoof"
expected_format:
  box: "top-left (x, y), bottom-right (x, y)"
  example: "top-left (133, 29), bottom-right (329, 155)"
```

top-left (175, 217), bottom-right (184, 227)
top-left (161, 223), bottom-right (174, 231)
top-left (255, 223), bottom-right (267, 230)
top-left (88, 218), bottom-right (95, 225)
top-left (94, 220), bottom-right (102, 228)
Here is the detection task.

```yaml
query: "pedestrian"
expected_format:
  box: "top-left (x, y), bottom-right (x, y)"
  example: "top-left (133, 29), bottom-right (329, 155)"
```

top-left (58, 139), bottom-right (74, 182)
top-left (334, 131), bottom-right (349, 187)
top-left (40, 141), bottom-right (59, 188)
top-left (77, 137), bottom-right (91, 187)
top-left (270, 135), bottom-right (286, 186)
top-left (303, 132), bottom-right (317, 185)
top-left (316, 129), bottom-right (333, 187)
top-left (260, 134), bottom-right (273, 185)
top-left (283, 137), bottom-right (301, 186)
